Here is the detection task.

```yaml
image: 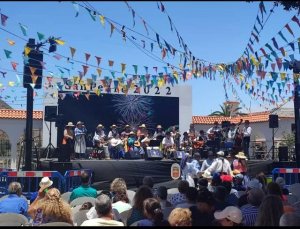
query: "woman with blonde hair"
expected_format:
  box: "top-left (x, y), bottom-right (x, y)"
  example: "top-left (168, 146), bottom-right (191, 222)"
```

top-left (168, 208), bottom-right (192, 226)
top-left (28, 187), bottom-right (73, 225)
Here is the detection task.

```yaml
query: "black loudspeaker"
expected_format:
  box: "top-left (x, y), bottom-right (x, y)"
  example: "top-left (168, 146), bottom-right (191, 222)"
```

top-left (173, 151), bottom-right (185, 160)
top-left (45, 106), bottom-right (57, 122)
top-left (125, 150), bottom-right (141, 160)
top-left (278, 146), bottom-right (289, 162)
top-left (49, 161), bottom-right (73, 175)
top-left (269, 114), bottom-right (279, 128)
top-left (146, 148), bottom-right (163, 160)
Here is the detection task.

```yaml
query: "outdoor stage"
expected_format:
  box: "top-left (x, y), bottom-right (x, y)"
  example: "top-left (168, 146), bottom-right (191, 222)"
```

top-left (37, 158), bottom-right (283, 190)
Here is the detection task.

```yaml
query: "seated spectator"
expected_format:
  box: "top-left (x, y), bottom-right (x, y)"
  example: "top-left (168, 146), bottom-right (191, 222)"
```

top-left (232, 173), bottom-right (246, 191)
top-left (255, 195), bottom-right (284, 226)
top-left (29, 177), bottom-right (54, 204)
top-left (275, 177), bottom-right (289, 196)
top-left (80, 202), bottom-right (93, 211)
top-left (214, 186), bottom-right (231, 211)
top-left (154, 186), bottom-right (172, 209)
top-left (255, 172), bottom-right (268, 193)
top-left (221, 181), bottom-right (238, 206)
top-left (238, 178), bottom-right (262, 208)
top-left (127, 185), bottom-right (153, 226)
top-left (168, 208), bottom-right (192, 226)
top-left (241, 188), bottom-right (265, 226)
top-left (69, 172), bottom-right (97, 202)
top-left (87, 178), bottom-right (131, 219)
top-left (0, 182), bottom-right (28, 217)
top-left (137, 198), bottom-right (170, 226)
top-left (28, 188), bottom-right (73, 225)
top-left (189, 188), bottom-right (215, 226)
top-left (198, 178), bottom-right (208, 189)
top-left (214, 206), bottom-right (243, 226)
top-left (279, 212), bottom-right (300, 226)
top-left (176, 187), bottom-right (197, 208)
top-left (81, 194), bottom-right (124, 226)
top-left (143, 176), bottom-right (154, 190)
top-left (207, 172), bottom-right (222, 193)
top-left (168, 180), bottom-right (189, 206)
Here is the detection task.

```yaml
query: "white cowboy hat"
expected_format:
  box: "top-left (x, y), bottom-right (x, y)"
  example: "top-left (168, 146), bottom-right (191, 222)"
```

top-left (66, 122), bottom-right (74, 127)
top-left (97, 124), bottom-right (104, 128)
top-left (235, 152), bottom-right (248, 160)
top-left (111, 124), bottom-right (117, 128)
top-left (77, 121), bottom-right (84, 125)
top-left (39, 177), bottom-right (53, 189)
top-left (139, 124), bottom-right (146, 128)
top-left (157, 125), bottom-right (162, 129)
top-left (125, 124), bottom-right (130, 128)
top-left (217, 151), bottom-right (225, 157)
top-left (202, 170), bottom-right (212, 179)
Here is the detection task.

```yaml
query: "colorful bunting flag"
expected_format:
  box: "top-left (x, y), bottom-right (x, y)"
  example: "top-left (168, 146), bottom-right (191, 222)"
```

top-left (85, 53), bottom-right (91, 62)
top-left (11, 61), bottom-right (18, 71)
top-left (292, 15), bottom-right (300, 27)
top-left (37, 32), bottom-right (45, 41)
top-left (285, 24), bottom-right (294, 37)
top-left (110, 23), bottom-right (115, 37)
top-left (72, 2), bottom-right (79, 17)
top-left (99, 15), bottom-right (105, 27)
top-left (121, 63), bottom-right (126, 74)
top-left (278, 31), bottom-right (288, 43)
top-left (86, 8), bottom-right (96, 21)
top-left (95, 56), bottom-right (102, 66)
top-left (70, 47), bottom-right (76, 58)
top-left (96, 68), bottom-right (102, 77)
top-left (133, 65), bottom-right (138, 74)
top-left (279, 47), bottom-right (286, 56)
top-left (82, 65), bottom-right (89, 76)
top-left (4, 49), bottom-right (12, 59)
top-left (256, 15), bottom-right (263, 28)
top-left (131, 9), bottom-right (135, 27)
top-left (19, 23), bottom-right (28, 36)
top-left (271, 37), bottom-right (279, 50)
top-left (108, 60), bottom-right (114, 67)
top-left (1, 13), bottom-right (8, 26)
top-left (54, 39), bottom-right (65, 45)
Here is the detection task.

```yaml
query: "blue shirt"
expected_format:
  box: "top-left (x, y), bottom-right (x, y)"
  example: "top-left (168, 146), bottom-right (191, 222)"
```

top-left (69, 185), bottom-right (97, 202)
top-left (0, 194), bottom-right (28, 217)
top-left (241, 204), bottom-right (259, 226)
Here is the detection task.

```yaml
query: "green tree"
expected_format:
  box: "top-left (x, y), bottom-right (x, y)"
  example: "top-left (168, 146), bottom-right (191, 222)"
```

top-left (209, 104), bottom-right (242, 117)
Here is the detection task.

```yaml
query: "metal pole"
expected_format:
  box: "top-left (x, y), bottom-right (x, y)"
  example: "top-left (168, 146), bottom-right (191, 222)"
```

top-left (25, 85), bottom-right (33, 171)
top-left (272, 128), bottom-right (275, 160)
top-left (293, 80), bottom-right (300, 167)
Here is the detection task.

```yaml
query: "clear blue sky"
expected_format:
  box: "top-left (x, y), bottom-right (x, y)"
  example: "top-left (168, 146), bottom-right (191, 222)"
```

top-left (0, 1), bottom-right (298, 115)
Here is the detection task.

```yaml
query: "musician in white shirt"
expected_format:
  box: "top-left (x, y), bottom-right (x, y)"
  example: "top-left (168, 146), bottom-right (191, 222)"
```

top-left (242, 120), bottom-right (252, 158)
top-left (227, 123), bottom-right (237, 142)
top-left (204, 151), bottom-right (232, 175)
top-left (93, 124), bottom-right (106, 147)
top-left (162, 131), bottom-right (175, 158)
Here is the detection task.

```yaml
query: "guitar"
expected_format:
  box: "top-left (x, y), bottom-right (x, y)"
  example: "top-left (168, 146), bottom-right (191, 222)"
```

top-left (192, 140), bottom-right (204, 149)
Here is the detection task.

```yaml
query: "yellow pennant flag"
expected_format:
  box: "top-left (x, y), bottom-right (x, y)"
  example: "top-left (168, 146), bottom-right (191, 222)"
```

top-left (7, 39), bottom-right (15, 46)
top-left (94, 88), bottom-right (101, 96)
top-left (73, 76), bottom-right (79, 84)
top-left (25, 47), bottom-right (31, 56)
top-left (8, 81), bottom-right (15, 87)
top-left (31, 74), bottom-right (38, 84)
top-left (158, 79), bottom-right (164, 87)
top-left (239, 73), bottom-right (244, 81)
top-left (96, 68), bottom-right (102, 77)
top-left (86, 84), bottom-right (91, 91)
top-left (245, 83), bottom-right (250, 89)
top-left (100, 15), bottom-right (105, 26)
top-left (280, 73), bottom-right (286, 81)
top-left (55, 39), bottom-right (65, 45)
top-left (173, 71), bottom-right (178, 79)
top-left (29, 67), bottom-right (36, 75)
top-left (79, 80), bottom-right (85, 86)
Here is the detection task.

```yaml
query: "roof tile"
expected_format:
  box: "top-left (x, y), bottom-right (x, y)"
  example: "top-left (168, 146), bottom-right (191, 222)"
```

top-left (0, 109), bottom-right (43, 120)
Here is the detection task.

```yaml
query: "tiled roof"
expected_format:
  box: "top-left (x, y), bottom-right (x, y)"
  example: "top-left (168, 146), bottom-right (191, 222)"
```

top-left (0, 109), bottom-right (43, 120)
top-left (192, 111), bottom-right (294, 124)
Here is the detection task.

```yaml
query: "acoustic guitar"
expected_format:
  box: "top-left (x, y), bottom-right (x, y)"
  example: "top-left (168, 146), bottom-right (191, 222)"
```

top-left (193, 140), bottom-right (204, 149)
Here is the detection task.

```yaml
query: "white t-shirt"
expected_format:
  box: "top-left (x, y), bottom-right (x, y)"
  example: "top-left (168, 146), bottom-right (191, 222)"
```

top-left (81, 218), bottom-right (124, 226)
top-left (162, 136), bottom-right (174, 147)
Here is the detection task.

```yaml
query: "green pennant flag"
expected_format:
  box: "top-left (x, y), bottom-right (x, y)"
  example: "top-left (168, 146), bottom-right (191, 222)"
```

top-left (278, 31), bottom-right (288, 43)
top-left (19, 23), bottom-right (27, 36)
top-left (110, 71), bottom-right (115, 78)
top-left (132, 65), bottom-right (138, 74)
top-left (4, 49), bottom-right (12, 59)
top-left (37, 32), bottom-right (45, 41)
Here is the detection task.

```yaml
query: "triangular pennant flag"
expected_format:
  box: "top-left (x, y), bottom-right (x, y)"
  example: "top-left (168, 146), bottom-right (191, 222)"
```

top-left (3, 49), bottom-right (12, 59)
top-left (99, 15), bottom-right (105, 27)
top-left (256, 15), bottom-right (263, 28)
top-left (8, 81), bottom-right (15, 87)
top-left (121, 63), bottom-right (126, 74)
top-left (153, 67), bottom-right (158, 73)
top-left (168, 15), bottom-right (173, 31)
top-left (72, 1), bottom-right (79, 17)
top-left (151, 43), bottom-right (154, 52)
top-left (278, 31), bottom-right (288, 43)
top-left (253, 25), bottom-right (259, 35)
top-left (279, 47), bottom-right (286, 56)
top-left (111, 71), bottom-right (115, 78)
top-left (285, 24), bottom-right (294, 37)
top-left (259, 1), bottom-right (266, 19)
top-left (156, 33), bottom-right (161, 47)
top-left (11, 61), bottom-right (18, 71)
top-left (252, 32), bottom-right (259, 42)
top-left (289, 54), bottom-right (295, 61)
top-left (110, 22), bottom-right (115, 37)
top-left (271, 63), bottom-right (276, 72)
top-left (133, 65), bottom-right (138, 74)
top-left (265, 43), bottom-right (274, 52)
top-left (160, 2), bottom-right (165, 12)
top-left (292, 15), bottom-right (300, 27)
top-left (276, 58), bottom-right (282, 70)
top-left (108, 60), bottom-right (114, 67)
top-left (85, 53), bottom-right (91, 62)
top-left (96, 68), bottom-right (102, 77)
top-left (54, 39), bottom-right (65, 45)
top-left (37, 32), bottom-right (45, 41)
top-left (70, 47), bottom-right (76, 58)
top-left (85, 8), bottom-right (96, 21)
top-left (144, 66), bottom-right (148, 74)
top-left (131, 9), bottom-right (135, 27)
top-left (142, 19), bottom-right (149, 35)
top-left (82, 65), bottom-right (89, 76)
top-left (7, 39), bottom-right (15, 46)
top-left (289, 42), bottom-right (295, 51)
top-left (280, 73), bottom-right (286, 81)
top-left (91, 74), bottom-right (97, 82)
top-left (1, 14), bottom-right (8, 26)
top-left (162, 48), bottom-right (166, 59)
top-left (260, 48), bottom-right (267, 56)
top-left (24, 47), bottom-right (31, 57)
top-left (271, 37), bottom-right (279, 50)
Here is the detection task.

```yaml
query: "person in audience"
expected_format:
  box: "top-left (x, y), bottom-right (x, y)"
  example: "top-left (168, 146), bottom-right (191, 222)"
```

top-left (81, 194), bottom-right (124, 226)
top-left (255, 195), bottom-right (284, 226)
top-left (208, 173), bottom-right (222, 193)
top-left (221, 181), bottom-right (238, 206)
top-left (238, 178), bottom-right (262, 208)
top-left (28, 187), bottom-right (73, 225)
top-left (80, 202), bottom-right (93, 211)
top-left (154, 186), bottom-right (172, 209)
top-left (127, 185), bottom-right (153, 226)
top-left (205, 151), bottom-right (232, 175)
top-left (200, 151), bottom-right (215, 172)
top-left (232, 152), bottom-right (248, 174)
top-left (168, 180), bottom-right (189, 206)
top-left (69, 171), bottom-right (97, 202)
top-left (275, 177), bottom-right (289, 196)
top-left (137, 198), bottom-right (170, 226)
top-left (214, 206), bottom-right (243, 226)
top-left (168, 208), bottom-right (192, 226)
top-left (240, 188), bottom-right (265, 226)
top-left (143, 176), bottom-right (154, 190)
top-left (198, 178), bottom-right (208, 189)
top-left (180, 153), bottom-right (199, 187)
top-left (191, 153), bottom-right (202, 186)
top-left (214, 186), bottom-right (231, 211)
top-left (29, 177), bottom-right (54, 204)
top-left (279, 212), bottom-right (300, 226)
top-left (232, 173), bottom-right (246, 191)
top-left (176, 187), bottom-right (197, 208)
top-left (255, 172), bottom-right (268, 194)
top-left (0, 182), bottom-right (28, 217)
top-left (189, 188), bottom-right (215, 226)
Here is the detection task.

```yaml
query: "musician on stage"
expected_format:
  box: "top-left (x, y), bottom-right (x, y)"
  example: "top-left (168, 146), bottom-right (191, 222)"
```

top-left (126, 131), bottom-right (145, 159)
top-left (108, 124), bottom-right (118, 139)
top-left (180, 132), bottom-right (192, 154)
top-left (74, 121), bottom-right (87, 159)
top-left (242, 120), bottom-right (252, 158)
top-left (162, 131), bottom-right (175, 159)
top-left (92, 124), bottom-right (106, 159)
top-left (109, 133), bottom-right (124, 159)
top-left (62, 122), bottom-right (75, 161)
top-left (171, 126), bottom-right (181, 150)
top-left (188, 123), bottom-right (199, 138)
top-left (153, 125), bottom-right (165, 141)
top-left (121, 124), bottom-right (131, 136)
top-left (198, 130), bottom-right (208, 142)
top-left (207, 121), bottom-right (222, 151)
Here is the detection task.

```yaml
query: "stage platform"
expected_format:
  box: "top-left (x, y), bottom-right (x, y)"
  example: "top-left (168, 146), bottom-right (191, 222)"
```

top-left (38, 158), bottom-right (277, 190)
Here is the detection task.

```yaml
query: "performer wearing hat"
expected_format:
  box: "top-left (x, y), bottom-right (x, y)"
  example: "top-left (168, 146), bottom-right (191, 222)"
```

top-left (61, 122), bottom-right (75, 161)
top-left (232, 152), bottom-right (248, 174)
top-left (204, 151), bottom-right (232, 175)
top-left (92, 124), bottom-right (106, 159)
top-left (121, 124), bottom-right (131, 137)
top-left (162, 131), bottom-right (175, 159)
top-left (153, 125), bottom-right (165, 141)
top-left (74, 121), bottom-right (87, 159)
top-left (242, 120), bottom-right (252, 158)
top-left (137, 124), bottom-right (148, 138)
top-left (108, 124), bottom-right (118, 139)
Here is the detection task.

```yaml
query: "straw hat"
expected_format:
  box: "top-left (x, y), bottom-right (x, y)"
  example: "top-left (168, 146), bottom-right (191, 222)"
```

top-left (77, 121), bottom-right (84, 125)
top-left (66, 122), bottom-right (74, 127)
top-left (111, 124), bottom-right (117, 128)
top-left (217, 151), bottom-right (225, 157)
top-left (235, 152), bottom-right (247, 160)
top-left (97, 124), bottom-right (104, 128)
top-left (125, 124), bottom-right (130, 128)
top-left (39, 177), bottom-right (53, 189)
top-left (139, 124), bottom-right (146, 128)
top-left (129, 131), bottom-right (135, 135)
top-left (157, 125), bottom-right (162, 129)
top-left (202, 170), bottom-right (212, 179)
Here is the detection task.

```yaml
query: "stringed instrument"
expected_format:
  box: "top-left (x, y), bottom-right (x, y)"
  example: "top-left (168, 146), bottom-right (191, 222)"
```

top-left (192, 140), bottom-right (204, 149)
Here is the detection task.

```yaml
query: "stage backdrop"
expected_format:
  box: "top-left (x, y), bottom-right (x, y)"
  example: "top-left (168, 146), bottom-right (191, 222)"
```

top-left (57, 93), bottom-right (179, 147)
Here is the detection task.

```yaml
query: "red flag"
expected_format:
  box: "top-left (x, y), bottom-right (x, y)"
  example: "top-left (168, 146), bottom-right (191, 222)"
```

top-left (82, 65), bottom-right (89, 76)
top-left (11, 61), bottom-right (18, 71)
top-left (285, 24), bottom-right (294, 37)
top-left (292, 15), bottom-right (300, 27)
top-left (162, 48), bottom-right (166, 59)
top-left (271, 63), bottom-right (276, 72)
top-left (85, 53), bottom-right (91, 62)
top-left (279, 47), bottom-right (286, 56)
top-left (95, 56), bottom-right (102, 66)
top-left (70, 47), bottom-right (76, 58)
top-left (260, 48), bottom-right (267, 56)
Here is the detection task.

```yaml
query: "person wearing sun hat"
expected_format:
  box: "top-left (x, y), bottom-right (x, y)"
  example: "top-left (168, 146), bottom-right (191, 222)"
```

top-left (137, 124), bottom-right (148, 139)
top-left (62, 122), bottom-right (75, 161)
top-left (214, 206), bottom-right (243, 226)
top-left (204, 151), bottom-right (232, 176)
top-left (74, 121), bottom-right (87, 159)
top-left (108, 124), bottom-right (118, 139)
top-left (233, 152), bottom-right (248, 174)
top-left (153, 124), bottom-right (165, 141)
top-left (29, 177), bottom-right (54, 204)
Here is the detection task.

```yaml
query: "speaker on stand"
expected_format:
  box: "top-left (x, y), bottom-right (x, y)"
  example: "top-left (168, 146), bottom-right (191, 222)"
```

top-left (43, 106), bottom-right (58, 160)
top-left (268, 114), bottom-right (279, 160)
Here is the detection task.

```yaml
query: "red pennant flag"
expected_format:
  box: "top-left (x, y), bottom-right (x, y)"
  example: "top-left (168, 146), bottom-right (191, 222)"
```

top-left (162, 48), bottom-right (166, 59)
top-left (271, 63), bottom-right (276, 72)
top-left (251, 32), bottom-right (259, 42)
top-left (285, 24), bottom-right (294, 37)
top-left (292, 15), bottom-right (300, 27)
top-left (85, 53), bottom-right (91, 62)
top-left (82, 65), bottom-right (89, 76)
top-left (11, 61), bottom-right (18, 71)
top-left (279, 47), bottom-right (286, 56)
top-left (95, 56), bottom-right (102, 66)
top-left (261, 71), bottom-right (267, 80)
top-left (70, 47), bottom-right (76, 58)
top-left (1, 14), bottom-right (8, 26)
top-left (276, 58), bottom-right (282, 71)
top-left (260, 48), bottom-right (267, 56)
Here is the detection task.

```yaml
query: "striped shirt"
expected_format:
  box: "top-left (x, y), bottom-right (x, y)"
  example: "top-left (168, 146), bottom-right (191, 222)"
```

top-left (241, 204), bottom-right (259, 226)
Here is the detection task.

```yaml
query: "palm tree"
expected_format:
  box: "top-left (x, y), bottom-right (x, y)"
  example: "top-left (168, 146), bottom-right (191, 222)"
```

top-left (209, 104), bottom-right (242, 117)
